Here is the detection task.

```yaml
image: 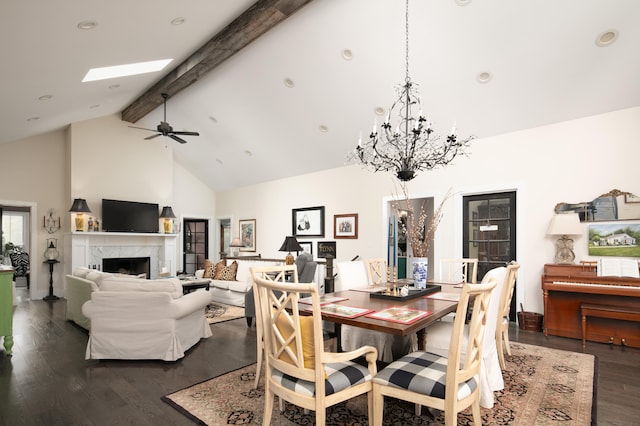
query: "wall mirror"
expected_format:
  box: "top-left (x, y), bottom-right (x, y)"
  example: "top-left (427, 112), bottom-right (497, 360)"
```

top-left (554, 189), bottom-right (640, 222)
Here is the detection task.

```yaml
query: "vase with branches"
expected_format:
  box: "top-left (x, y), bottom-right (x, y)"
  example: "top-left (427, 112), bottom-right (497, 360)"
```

top-left (392, 185), bottom-right (453, 286)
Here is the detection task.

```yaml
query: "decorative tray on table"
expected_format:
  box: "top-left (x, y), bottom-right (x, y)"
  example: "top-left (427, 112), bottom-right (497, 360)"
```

top-left (369, 284), bottom-right (442, 301)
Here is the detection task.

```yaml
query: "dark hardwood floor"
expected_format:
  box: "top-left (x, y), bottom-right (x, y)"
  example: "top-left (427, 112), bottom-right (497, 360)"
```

top-left (1, 288), bottom-right (638, 425)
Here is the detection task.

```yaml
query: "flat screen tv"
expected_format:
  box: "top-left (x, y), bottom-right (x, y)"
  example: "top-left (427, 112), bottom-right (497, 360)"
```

top-left (101, 199), bottom-right (159, 233)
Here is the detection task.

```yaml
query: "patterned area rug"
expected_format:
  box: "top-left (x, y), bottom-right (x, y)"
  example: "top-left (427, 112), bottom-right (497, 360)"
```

top-left (162, 342), bottom-right (596, 425)
top-left (205, 303), bottom-right (245, 324)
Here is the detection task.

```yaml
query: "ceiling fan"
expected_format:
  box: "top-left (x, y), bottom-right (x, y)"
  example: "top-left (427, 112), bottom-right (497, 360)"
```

top-left (129, 93), bottom-right (199, 144)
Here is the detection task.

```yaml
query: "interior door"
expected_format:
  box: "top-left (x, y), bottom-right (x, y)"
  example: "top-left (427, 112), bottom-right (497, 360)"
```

top-left (183, 219), bottom-right (208, 275)
top-left (463, 192), bottom-right (517, 318)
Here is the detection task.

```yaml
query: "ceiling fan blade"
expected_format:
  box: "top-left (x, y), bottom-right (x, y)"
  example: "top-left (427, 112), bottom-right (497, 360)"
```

top-left (129, 125), bottom-right (156, 132)
top-left (169, 134), bottom-right (187, 144)
top-left (144, 134), bottom-right (162, 140)
top-left (172, 131), bottom-right (199, 136)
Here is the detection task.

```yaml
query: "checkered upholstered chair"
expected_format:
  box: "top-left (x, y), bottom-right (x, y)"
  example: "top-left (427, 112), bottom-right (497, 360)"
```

top-left (251, 264), bottom-right (378, 426)
top-left (496, 262), bottom-right (520, 370)
top-left (372, 278), bottom-right (496, 426)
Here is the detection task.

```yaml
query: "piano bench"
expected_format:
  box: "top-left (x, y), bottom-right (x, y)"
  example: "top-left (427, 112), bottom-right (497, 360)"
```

top-left (580, 303), bottom-right (640, 347)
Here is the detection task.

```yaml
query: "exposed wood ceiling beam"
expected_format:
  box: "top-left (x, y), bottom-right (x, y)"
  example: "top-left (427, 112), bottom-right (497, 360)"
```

top-left (121, 0), bottom-right (313, 123)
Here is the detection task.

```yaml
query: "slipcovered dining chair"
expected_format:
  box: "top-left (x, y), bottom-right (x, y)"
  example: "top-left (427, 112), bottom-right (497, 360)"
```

top-left (439, 258), bottom-right (478, 284)
top-left (496, 262), bottom-right (520, 369)
top-left (372, 278), bottom-right (497, 426)
top-left (421, 266), bottom-right (507, 409)
top-left (251, 264), bottom-right (378, 426)
top-left (336, 260), bottom-right (414, 362)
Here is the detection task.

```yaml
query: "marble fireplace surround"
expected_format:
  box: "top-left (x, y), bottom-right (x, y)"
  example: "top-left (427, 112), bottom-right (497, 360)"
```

top-left (64, 232), bottom-right (178, 279)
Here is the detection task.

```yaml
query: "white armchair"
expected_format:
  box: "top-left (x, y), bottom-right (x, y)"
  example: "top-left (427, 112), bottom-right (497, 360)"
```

top-left (82, 277), bottom-right (212, 361)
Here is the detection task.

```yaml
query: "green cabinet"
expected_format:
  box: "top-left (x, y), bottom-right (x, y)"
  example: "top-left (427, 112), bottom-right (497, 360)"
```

top-left (0, 265), bottom-right (14, 355)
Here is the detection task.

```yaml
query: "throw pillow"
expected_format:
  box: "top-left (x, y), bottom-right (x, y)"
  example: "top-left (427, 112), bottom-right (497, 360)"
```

top-left (274, 311), bottom-right (315, 369)
top-left (204, 259), bottom-right (223, 278)
top-left (213, 260), bottom-right (238, 281)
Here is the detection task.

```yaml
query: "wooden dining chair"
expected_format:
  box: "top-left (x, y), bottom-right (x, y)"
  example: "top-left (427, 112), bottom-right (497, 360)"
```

top-left (365, 258), bottom-right (387, 287)
top-left (496, 262), bottom-right (520, 370)
top-left (372, 278), bottom-right (496, 426)
top-left (251, 264), bottom-right (378, 426)
top-left (439, 258), bottom-right (478, 284)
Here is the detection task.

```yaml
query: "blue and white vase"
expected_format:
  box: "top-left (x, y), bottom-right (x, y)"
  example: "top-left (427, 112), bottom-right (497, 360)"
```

top-left (412, 257), bottom-right (429, 289)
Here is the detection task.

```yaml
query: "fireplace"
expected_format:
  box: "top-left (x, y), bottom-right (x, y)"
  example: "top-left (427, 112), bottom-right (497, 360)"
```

top-left (103, 257), bottom-right (151, 278)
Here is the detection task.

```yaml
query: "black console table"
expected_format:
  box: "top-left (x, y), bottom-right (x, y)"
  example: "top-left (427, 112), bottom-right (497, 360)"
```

top-left (43, 259), bottom-right (60, 301)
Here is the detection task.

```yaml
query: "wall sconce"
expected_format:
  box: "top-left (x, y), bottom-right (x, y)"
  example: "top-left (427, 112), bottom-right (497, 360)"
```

top-left (69, 198), bottom-right (91, 232)
top-left (160, 206), bottom-right (176, 234)
top-left (44, 238), bottom-right (60, 261)
top-left (43, 208), bottom-right (61, 234)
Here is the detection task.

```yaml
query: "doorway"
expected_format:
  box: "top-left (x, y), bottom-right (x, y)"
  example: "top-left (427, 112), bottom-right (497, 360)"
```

top-left (463, 191), bottom-right (517, 318)
top-left (182, 219), bottom-right (208, 275)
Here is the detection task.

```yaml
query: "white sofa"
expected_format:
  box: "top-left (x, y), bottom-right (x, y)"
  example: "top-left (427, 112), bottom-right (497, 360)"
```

top-left (65, 267), bottom-right (113, 330)
top-left (197, 258), bottom-right (282, 307)
top-left (82, 275), bottom-right (212, 361)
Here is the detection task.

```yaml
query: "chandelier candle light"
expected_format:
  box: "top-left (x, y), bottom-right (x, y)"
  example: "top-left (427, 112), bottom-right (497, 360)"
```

top-left (349, 0), bottom-right (473, 182)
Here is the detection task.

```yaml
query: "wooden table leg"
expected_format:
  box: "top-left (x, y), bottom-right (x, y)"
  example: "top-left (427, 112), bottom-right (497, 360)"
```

top-left (581, 307), bottom-right (587, 347)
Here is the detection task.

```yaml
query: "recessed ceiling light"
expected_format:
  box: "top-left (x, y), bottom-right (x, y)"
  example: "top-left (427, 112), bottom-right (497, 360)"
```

top-left (283, 78), bottom-right (295, 88)
top-left (209, 116), bottom-right (218, 124)
top-left (595, 30), bottom-right (618, 47)
top-left (319, 125), bottom-right (328, 133)
top-left (171, 17), bottom-right (185, 26)
top-left (477, 71), bottom-right (492, 83)
top-left (108, 84), bottom-right (120, 89)
top-left (216, 159), bottom-right (223, 165)
top-left (38, 94), bottom-right (53, 101)
top-left (374, 106), bottom-right (386, 116)
top-left (455, 0), bottom-right (472, 6)
top-left (244, 150), bottom-right (253, 157)
top-left (342, 49), bottom-right (353, 60)
top-left (26, 116), bottom-right (40, 122)
top-left (89, 104), bottom-right (100, 109)
top-left (77, 21), bottom-right (98, 30)
top-left (82, 59), bottom-right (173, 82)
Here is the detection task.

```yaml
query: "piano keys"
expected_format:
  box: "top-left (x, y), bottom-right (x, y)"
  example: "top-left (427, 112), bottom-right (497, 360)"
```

top-left (542, 263), bottom-right (640, 347)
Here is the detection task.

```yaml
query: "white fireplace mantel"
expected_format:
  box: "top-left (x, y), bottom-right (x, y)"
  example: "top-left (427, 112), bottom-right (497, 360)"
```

top-left (63, 232), bottom-right (178, 278)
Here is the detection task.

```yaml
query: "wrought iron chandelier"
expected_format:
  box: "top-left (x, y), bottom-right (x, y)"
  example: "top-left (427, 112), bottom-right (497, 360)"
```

top-left (349, 0), bottom-right (474, 182)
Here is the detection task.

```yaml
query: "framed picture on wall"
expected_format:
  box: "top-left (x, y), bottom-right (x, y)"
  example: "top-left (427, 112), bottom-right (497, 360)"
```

top-left (292, 206), bottom-right (325, 237)
top-left (239, 219), bottom-right (256, 252)
top-left (317, 241), bottom-right (336, 259)
top-left (299, 241), bottom-right (313, 256)
top-left (334, 213), bottom-right (358, 239)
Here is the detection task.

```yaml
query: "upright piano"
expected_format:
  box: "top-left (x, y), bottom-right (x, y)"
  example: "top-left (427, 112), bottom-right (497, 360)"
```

top-left (542, 263), bottom-right (640, 347)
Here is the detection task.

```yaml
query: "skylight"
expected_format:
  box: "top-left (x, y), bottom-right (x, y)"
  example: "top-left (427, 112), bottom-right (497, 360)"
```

top-left (82, 59), bottom-right (173, 82)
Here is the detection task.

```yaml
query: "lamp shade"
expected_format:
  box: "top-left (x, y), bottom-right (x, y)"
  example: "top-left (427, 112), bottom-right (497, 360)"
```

top-left (546, 213), bottom-right (582, 236)
top-left (279, 236), bottom-right (303, 252)
top-left (69, 198), bottom-right (91, 213)
top-left (160, 206), bottom-right (176, 218)
top-left (229, 238), bottom-right (244, 247)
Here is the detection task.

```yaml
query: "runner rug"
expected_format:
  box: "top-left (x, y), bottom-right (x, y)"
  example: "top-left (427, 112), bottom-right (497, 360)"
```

top-left (162, 342), bottom-right (596, 425)
top-left (205, 303), bottom-right (245, 324)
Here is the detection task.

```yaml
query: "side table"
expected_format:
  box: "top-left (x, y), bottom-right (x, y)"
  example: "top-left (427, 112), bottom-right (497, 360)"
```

top-left (0, 265), bottom-right (14, 355)
top-left (43, 259), bottom-right (60, 301)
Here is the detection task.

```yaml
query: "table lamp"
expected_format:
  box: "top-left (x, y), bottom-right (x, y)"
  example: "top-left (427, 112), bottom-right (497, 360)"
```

top-left (546, 213), bottom-right (582, 264)
top-left (69, 198), bottom-right (91, 232)
top-left (229, 237), bottom-right (244, 257)
top-left (279, 236), bottom-right (303, 265)
top-left (160, 206), bottom-right (176, 233)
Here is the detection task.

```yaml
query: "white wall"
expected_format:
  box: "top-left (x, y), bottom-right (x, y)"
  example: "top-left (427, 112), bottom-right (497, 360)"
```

top-left (216, 106), bottom-right (640, 314)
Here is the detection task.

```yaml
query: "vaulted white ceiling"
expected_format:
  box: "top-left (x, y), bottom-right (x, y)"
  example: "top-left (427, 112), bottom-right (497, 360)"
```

top-left (2, 0), bottom-right (639, 192)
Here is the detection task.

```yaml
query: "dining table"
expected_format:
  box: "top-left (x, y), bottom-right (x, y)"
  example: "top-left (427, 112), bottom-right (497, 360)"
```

top-left (307, 283), bottom-right (462, 352)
